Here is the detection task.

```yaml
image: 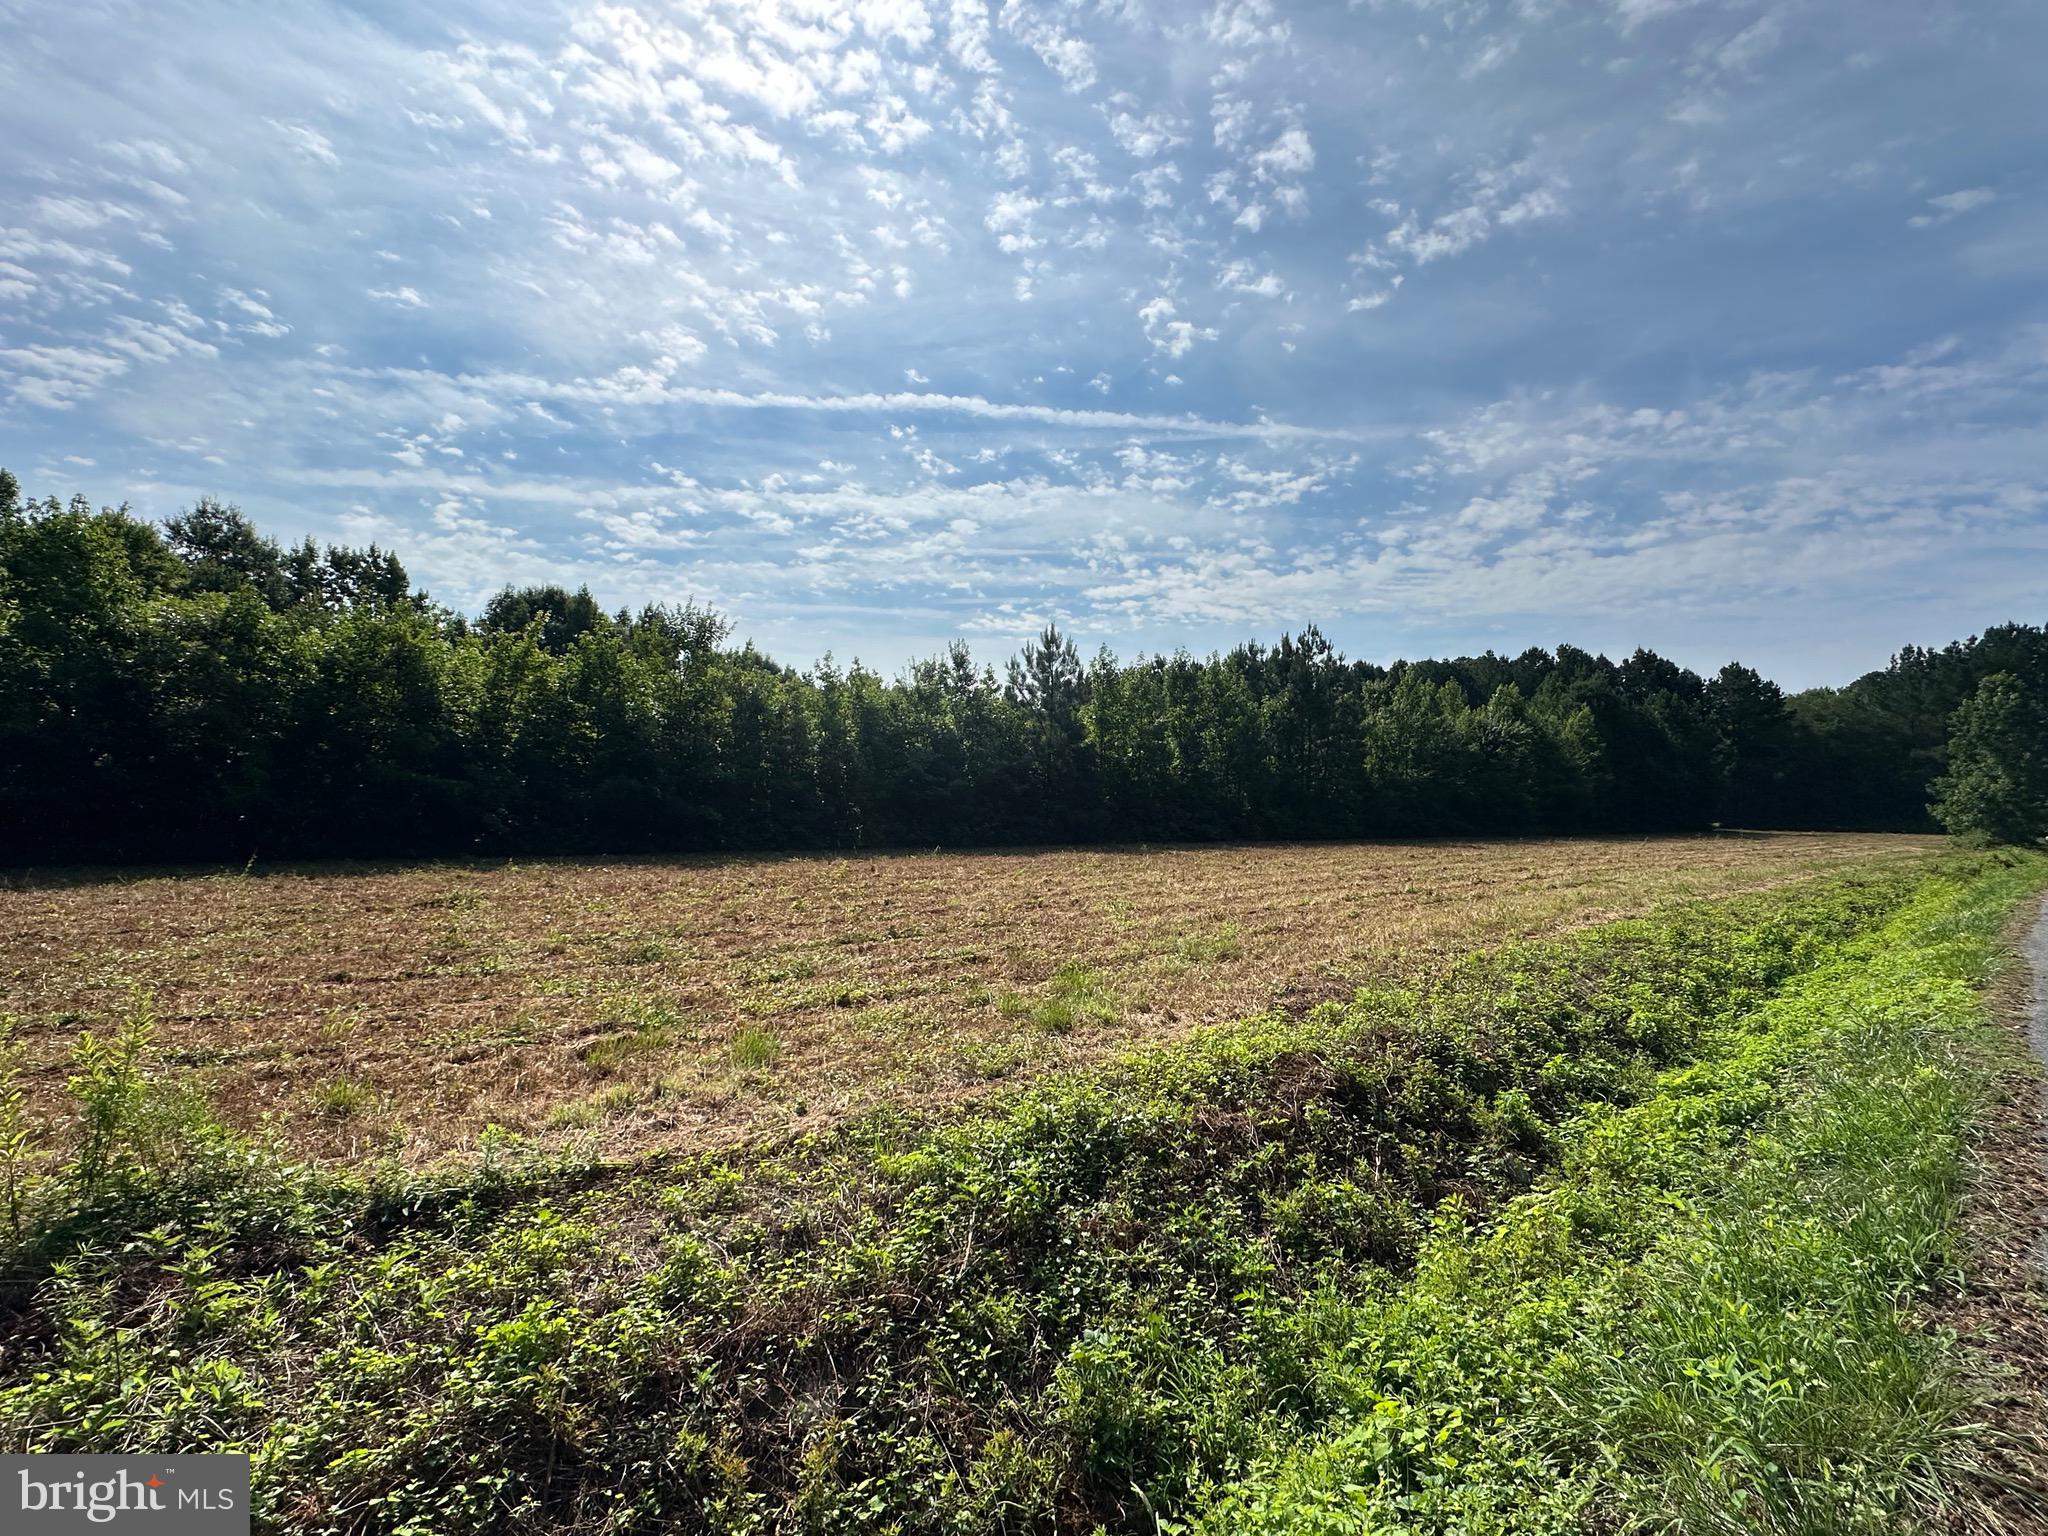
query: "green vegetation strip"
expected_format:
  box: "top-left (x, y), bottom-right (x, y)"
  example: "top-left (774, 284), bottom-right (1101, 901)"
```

top-left (1, 852), bottom-right (2040, 1534)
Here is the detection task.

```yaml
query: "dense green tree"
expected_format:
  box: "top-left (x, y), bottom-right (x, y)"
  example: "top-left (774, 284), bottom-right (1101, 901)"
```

top-left (480, 584), bottom-right (610, 655)
top-left (0, 469), bottom-right (2038, 863)
top-left (1706, 662), bottom-right (1793, 826)
top-left (1005, 625), bottom-right (1097, 831)
top-left (0, 496), bottom-right (173, 855)
top-left (1930, 673), bottom-right (2048, 844)
top-left (1363, 673), bottom-right (1475, 831)
top-left (319, 542), bottom-right (414, 610)
top-left (164, 497), bottom-right (289, 607)
top-left (1788, 625), bottom-right (2048, 829)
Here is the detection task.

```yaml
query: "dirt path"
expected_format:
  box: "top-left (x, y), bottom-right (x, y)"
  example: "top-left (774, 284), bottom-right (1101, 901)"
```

top-left (2029, 903), bottom-right (2048, 1286)
top-left (1949, 893), bottom-right (2048, 1533)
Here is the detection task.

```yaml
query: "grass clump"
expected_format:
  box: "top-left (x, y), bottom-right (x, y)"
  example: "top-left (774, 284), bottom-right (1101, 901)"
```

top-left (580, 999), bottom-right (687, 1070)
top-left (1030, 962), bottom-right (1118, 1034)
top-left (955, 1039), bottom-right (1032, 1081)
top-left (1174, 922), bottom-right (1244, 963)
top-left (577, 1034), bottom-right (657, 1071)
top-left (311, 1075), bottom-right (374, 1118)
top-left (317, 1009), bottom-right (362, 1042)
top-left (729, 1025), bottom-right (781, 1070)
top-left (550, 1082), bottom-right (640, 1127)
top-left (745, 953), bottom-right (818, 983)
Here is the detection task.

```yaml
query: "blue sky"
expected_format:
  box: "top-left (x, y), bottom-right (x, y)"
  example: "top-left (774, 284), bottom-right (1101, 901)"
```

top-left (1, 0), bottom-right (2042, 688)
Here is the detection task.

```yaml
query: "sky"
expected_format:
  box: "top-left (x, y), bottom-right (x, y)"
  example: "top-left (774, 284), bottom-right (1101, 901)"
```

top-left (1, 0), bottom-right (2043, 689)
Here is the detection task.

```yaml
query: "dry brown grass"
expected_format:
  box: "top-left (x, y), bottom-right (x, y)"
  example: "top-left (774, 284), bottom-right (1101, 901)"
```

top-left (0, 833), bottom-right (1937, 1165)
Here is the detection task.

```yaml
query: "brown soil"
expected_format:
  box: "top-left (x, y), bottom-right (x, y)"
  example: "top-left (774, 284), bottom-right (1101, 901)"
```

top-left (0, 832), bottom-right (1936, 1167)
top-left (1943, 894), bottom-right (2048, 1534)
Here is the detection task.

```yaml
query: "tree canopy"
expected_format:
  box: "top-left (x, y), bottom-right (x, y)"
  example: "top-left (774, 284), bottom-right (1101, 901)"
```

top-left (1, 472), bottom-right (2041, 863)
top-left (1931, 673), bottom-right (2048, 845)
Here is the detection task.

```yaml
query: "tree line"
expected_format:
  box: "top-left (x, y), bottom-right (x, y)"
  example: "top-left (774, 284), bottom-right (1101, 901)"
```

top-left (1, 469), bottom-right (2041, 863)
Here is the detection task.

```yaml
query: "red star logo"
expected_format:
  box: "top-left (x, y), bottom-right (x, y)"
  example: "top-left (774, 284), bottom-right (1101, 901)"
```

top-left (147, 1476), bottom-right (164, 1489)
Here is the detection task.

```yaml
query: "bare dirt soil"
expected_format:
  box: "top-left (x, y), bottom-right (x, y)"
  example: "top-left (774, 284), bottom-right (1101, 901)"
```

top-left (1944, 895), bottom-right (2048, 1535)
top-left (0, 832), bottom-right (1937, 1166)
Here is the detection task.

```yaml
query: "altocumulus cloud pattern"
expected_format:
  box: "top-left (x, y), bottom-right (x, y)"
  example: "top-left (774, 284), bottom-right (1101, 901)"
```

top-left (1, 0), bottom-right (2043, 683)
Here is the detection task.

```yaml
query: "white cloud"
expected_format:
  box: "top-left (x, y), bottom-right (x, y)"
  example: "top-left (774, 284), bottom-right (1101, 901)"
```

top-left (1217, 259), bottom-right (1287, 298)
top-left (866, 92), bottom-right (933, 153)
top-left (1133, 163), bottom-right (1182, 210)
top-left (1386, 205), bottom-right (1491, 264)
top-left (1909, 187), bottom-right (1996, 228)
top-left (219, 286), bottom-right (290, 337)
top-left (1206, 0), bottom-right (1291, 51)
top-left (1, 317), bottom-right (217, 409)
top-left (0, 343), bottom-right (134, 408)
top-left (268, 120), bottom-right (340, 167)
top-left (984, 189), bottom-right (1042, 252)
top-left (1250, 127), bottom-right (1314, 180)
top-left (1003, 5), bottom-right (1096, 91)
top-left (1606, 0), bottom-right (1705, 32)
top-left (1713, 14), bottom-right (1783, 73)
top-left (946, 0), bottom-right (998, 72)
top-left (1107, 110), bottom-right (1186, 159)
top-left (1211, 94), bottom-right (1252, 149)
top-left (105, 139), bottom-right (188, 176)
top-left (4, 0), bottom-right (2040, 679)
top-left (855, 0), bottom-right (935, 50)
top-left (1138, 296), bottom-right (1219, 359)
top-left (1497, 187), bottom-right (1564, 226)
top-left (0, 227), bottom-right (132, 276)
top-left (1463, 36), bottom-right (1519, 78)
top-left (29, 196), bottom-right (138, 231)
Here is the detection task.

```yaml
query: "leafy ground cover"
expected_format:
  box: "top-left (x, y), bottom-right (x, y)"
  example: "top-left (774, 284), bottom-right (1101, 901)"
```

top-left (0, 848), bottom-right (2037, 1535)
